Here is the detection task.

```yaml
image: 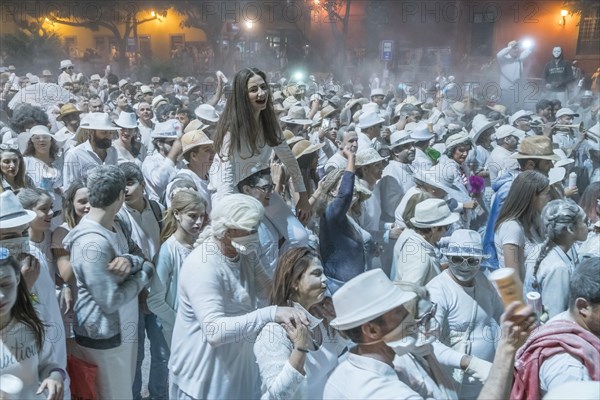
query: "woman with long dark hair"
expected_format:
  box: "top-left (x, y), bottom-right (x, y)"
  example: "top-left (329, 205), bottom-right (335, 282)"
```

top-left (494, 170), bottom-right (550, 281)
top-left (254, 247), bottom-right (347, 399)
top-left (0, 249), bottom-right (65, 399)
top-left (0, 144), bottom-right (34, 194)
top-left (210, 67), bottom-right (312, 226)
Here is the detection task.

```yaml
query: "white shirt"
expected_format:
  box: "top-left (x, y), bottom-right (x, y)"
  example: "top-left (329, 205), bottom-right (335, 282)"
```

top-left (141, 153), bottom-right (179, 202)
top-left (254, 303), bottom-right (348, 400)
top-left (427, 270), bottom-right (504, 399)
top-left (169, 238), bottom-right (276, 399)
top-left (488, 145), bottom-right (519, 183)
top-left (166, 168), bottom-right (212, 212)
top-left (121, 200), bottom-right (161, 260)
top-left (383, 160), bottom-right (415, 196)
top-left (523, 246), bottom-right (576, 319)
top-left (324, 152), bottom-right (347, 175)
top-left (413, 148), bottom-right (432, 173)
top-left (63, 140), bottom-right (118, 183)
top-left (496, 46), bottom-right (532, 89)
top-left (323, 351), bottom-right (423, 399)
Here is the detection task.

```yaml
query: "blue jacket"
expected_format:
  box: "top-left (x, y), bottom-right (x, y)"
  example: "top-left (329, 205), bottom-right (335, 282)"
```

top-left (320, 171), bottom-right (371, 291)
top-left (482, 170), bottom-right (518, 270)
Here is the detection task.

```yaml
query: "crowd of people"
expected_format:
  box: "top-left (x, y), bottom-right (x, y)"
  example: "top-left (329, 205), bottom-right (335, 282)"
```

top-left (0, 47), bottom-right (599, 400)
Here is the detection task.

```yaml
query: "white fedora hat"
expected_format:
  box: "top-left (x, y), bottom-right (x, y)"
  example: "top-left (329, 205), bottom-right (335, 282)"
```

top-left (140, 85), bottom-right (153, 94)
top-left (330, 269), bottom-right (417, 330)
top-left (409, 122), bottom-right (434, 142)
top-left (194, 104), bottom-right (220, 123)
top-left (361, 103), bottom-right (379, 115)
top-left (0, 191), bottom-right (36, 229)
top-left (151, 95), bottom-right (167, 109)
top-left (410, 198), bottom-right (459, 228)
top-left (282, 96), bottom-right (300, 111)
top-left (281, 105), bottom-right (314, 125)
top-left (441, 229), bottom-right (489, 258)
top-left (389, 130), bottom-right (416, 149)
top-left (78, 113), bottom-right (119, 131)
top-left (151, 120), bottom-right (182, 139)
top-left (555, 107), bottom-right (580, 119)
top-left (370, 88), bottom-right (385, 97)
top-left (494, 124), bottom-right (523, 140)
top-left (114, 112), bottom-right (138, 129)
top-left (445, 131), bottom-right (473, 149)
top-left (548, 166), bottom-right (566, 186)
top-left (355, 147), bottom-right (387, 167)
top-left (357, 112), bottom-right (384, 129)
top-left (553, 149), bottom-right (574, 168)
top-left (90, 74), bottom-right (101, 81)
top-left (17, 125), bottom-right (68, 153)
top-left (509, 110), bottom-right (533, 126)
top-left (470, 114), bottom-right (496, 143)
top-left (59, 59), bottom-right (73, 69)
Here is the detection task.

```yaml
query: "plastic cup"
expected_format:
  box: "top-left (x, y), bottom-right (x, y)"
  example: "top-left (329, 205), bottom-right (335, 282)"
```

top-left (489, 268), bottom-right (525, 310)
top-left (0, 374), bottom-right (24, 398)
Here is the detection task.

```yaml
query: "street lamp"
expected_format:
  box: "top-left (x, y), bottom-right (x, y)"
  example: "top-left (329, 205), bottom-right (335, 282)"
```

top-left (246, 20), bottom-right (254, 29)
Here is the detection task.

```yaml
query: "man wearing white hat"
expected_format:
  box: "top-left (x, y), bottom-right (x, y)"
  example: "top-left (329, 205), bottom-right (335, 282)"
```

top-left (370, 87), bottom-right (391, 125)
top-left (510, 110), bottom-right (535, 137)
top-left (0, 190), bottom-right (71, 398)
top-left (553, 108), bottom-right (583, 156)
top-left (165, 129), bottom-right (214, 211)
top-left (427, 229), bottom-right (504, 399)
top-left (141, 120), bottom-right (183, 201)
top-left (41, 69), bottom-right (53, 83)
top-left (488, 124), bottom-right (522, 183)
top-left (391, 198), bottom-right (459, 285)
top-left (383, 129), bottom-right (417, 195)
top-left (410, 122), bottom-right (436, 173)
top-left (63, 112), bottom-right (119, 183)
top-left (356, 111), bottom-right (384, 151)
top-left (324, 269), bottom-right (456, 400)
top-left (58, 59), bottom-right (74, 87)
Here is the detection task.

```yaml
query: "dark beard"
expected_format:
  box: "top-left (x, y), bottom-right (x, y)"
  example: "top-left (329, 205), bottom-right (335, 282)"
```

top-left (94, 137), bottom-right (113, 149)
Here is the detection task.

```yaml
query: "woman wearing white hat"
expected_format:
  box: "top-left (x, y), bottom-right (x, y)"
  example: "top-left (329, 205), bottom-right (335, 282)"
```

top-left (431, 131), bottom-right (481, 229)
top-left (113, 111), bottom-right (146, 166)
top-left (392, 198), bottom-right (459, 286)
top-left (18, 125), bottom-right (67, 224)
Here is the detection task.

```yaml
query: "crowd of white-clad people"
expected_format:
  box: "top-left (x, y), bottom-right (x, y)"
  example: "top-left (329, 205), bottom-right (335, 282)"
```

top-left (0, 45), bottom-right (599, 400)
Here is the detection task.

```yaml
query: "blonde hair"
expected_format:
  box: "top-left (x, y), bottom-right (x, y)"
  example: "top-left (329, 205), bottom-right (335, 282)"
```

top-left (161, 189), bottom-right (206, 243)
top-left (195, 194), bottom-right (264, 247)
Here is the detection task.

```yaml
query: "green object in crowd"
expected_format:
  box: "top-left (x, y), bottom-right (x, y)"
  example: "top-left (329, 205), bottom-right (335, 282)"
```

top-left (425, 147), bottom-right (441, 163)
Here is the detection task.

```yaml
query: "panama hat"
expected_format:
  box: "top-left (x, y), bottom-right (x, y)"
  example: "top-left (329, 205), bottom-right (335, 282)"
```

top-left (114, 112), bottom-right (138, 129)
top-left (151, 120), bottom-right (182, 139)
top-left (409, 122), bottom-right (434, 142)
top-left (180, 129), bottom-right (213, 156)
top-left (78, 113), bottom-right (119, 131)
top-left (389, 130), bottom-right (416, 149)
top-left (292, 139), bottom-right (325, 159)
top-left (56, 103), bottom-right (82, 121)
top-left (330, 269), bottom-right (417, 330)
top-left (357, 112), bottom-right (384, 129)
top-left (410, 198), bottom-right (459, 228)
top-left (441, 229), bottom-right (489, 258)
top-left (281, 105), bottom-right (314, 125)
top-left (17, 125), bottom-right (68, 153)
top-left (194, 104), bottom-right (220, 123)
top-left (470, 114), bottom-right (496, 143)
top-left (445, 131), bottom-right (473, 149)
top-left (184, 119), bottom-right (209, 134)
top-left (555, 108), bottom-right (579, 119)
top-left (283, 130), bottom-right (304, 146)
top-left (59, 60), bottom-right (73, 70)
top-left (355, 147), bottom-right (387, 167)
top-left (509, 110), bottom-right (533, 126)
top-left (0, 191), bottom-right (36, 229)
top-left (510, 136), bottom-right (561, 161)
top-left (494, 125), bottom-right (523, 140)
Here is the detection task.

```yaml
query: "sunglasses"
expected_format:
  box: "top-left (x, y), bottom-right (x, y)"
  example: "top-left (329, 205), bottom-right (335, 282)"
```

top-left (450, 256), bottom-right (481, 266)
top-left (253, 183), bottom-right (275, 193)
top-left (0, 143), bottom-right (19, 151)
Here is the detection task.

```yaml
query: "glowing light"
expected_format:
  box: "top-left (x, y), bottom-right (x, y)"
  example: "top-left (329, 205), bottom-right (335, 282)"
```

top-left (45, 17), bottom-right (50, 22)
top-left (151, 11), bottom-right (156, 17)
top-left (521, 39), bottom-right (534, 49)
top-left (294, 72), bottom-right (304, 81)
top-left (560, 9), bottom-right (569, 17)
top-left (314, 0), bottom-right (320, 5)
top-left (246, 20), bottom-right (253, 29)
